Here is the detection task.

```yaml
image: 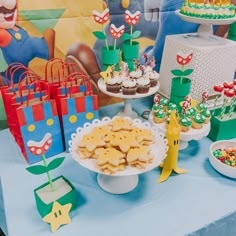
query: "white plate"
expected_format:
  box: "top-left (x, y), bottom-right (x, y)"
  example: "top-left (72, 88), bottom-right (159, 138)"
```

top-left (68, 116), bottom-right (168, 176)
top-left (149, 113), bottom-right (211, 142)
top-left (98, 78), bottom-right (160, 99)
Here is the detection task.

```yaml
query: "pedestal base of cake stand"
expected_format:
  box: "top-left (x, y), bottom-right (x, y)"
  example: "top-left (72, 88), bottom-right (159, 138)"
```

top-left (117, 99), bottom-right (138, 119)
top-left (97, 174), bottom-right (139, 194)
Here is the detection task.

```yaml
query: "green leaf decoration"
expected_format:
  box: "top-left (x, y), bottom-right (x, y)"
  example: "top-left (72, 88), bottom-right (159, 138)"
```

top-left (26, 165), bottom-right (47, 175)
top-left (92, 31), bottom-right (106, 40)
top-left (47, 157), bottom-right (65, 172)
top-left (131, 30), bottom-right (141, 39)
top-left (182, 69), bottom-right (194, 76)
top-left (171, 69), bottom-right (184, 76)
top-left (121, 32), bottom-right (132, 41)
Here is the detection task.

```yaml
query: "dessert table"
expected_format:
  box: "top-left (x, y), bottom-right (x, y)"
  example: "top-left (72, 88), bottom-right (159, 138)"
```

top-left (1, 96), bottom-right (236, 236)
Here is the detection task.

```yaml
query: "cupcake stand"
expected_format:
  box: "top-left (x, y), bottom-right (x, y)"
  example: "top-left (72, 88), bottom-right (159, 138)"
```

top-left (69, 117), bottom-right (168, 194)
top-left (98, 79), bottom-right (160, 119)
top-left (149, 113), bottom-right (210, 150)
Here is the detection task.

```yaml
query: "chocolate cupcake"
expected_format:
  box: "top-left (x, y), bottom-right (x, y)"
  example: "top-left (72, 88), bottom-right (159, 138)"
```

top-left (136, 77), bottom-right (151, 94)
top-left (121, 79), bottom-right (137, 95)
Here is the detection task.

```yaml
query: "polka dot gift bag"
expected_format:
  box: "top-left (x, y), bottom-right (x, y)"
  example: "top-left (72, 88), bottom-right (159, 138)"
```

top-left (15, 80), bottom-right (64, 164)
top-left (54, 72), bottom-right (99, 151)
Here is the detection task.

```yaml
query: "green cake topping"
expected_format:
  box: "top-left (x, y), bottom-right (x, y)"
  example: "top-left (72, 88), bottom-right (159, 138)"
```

top-left (154, 110), bottom-right (166, 119)
top-left (193, 114), bottom-right (205, 124)
top-left (179, 117), bottom-right (192, 127)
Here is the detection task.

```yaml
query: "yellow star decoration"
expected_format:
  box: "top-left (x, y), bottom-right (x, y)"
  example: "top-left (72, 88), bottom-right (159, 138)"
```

top-left (42, 201), bottom-right (72, 233)
top-left (100, 66), bottom-right (112, 83)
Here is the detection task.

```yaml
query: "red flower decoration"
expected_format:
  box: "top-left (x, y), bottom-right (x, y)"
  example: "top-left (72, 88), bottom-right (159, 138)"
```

top-left (92, 8), bottom-right (110, 24)
top-left (176, 53), bottom-right (193, 66)
top-left (223, 81), bottom-right (234, 89)
top-left (213, 84), bottom-right (224, 93)
top-left (109, 24), bottom-right (125, 39)
top-left (27, 133), bottom-right (52, 156)
top-left (124, 10), bottom-right (141, 26)
top-left (224, 89), bottom-right (235, 98)
top-left (233, 79), bottom-right (236, 85)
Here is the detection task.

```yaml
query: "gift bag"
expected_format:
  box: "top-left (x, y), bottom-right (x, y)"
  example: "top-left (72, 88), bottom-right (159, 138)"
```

top-left (15, 80), bottom-right (64, 164)
top-left (1, 66), bottom-right (40, 136)
top-left (55, 72), bottom-right (99, 151)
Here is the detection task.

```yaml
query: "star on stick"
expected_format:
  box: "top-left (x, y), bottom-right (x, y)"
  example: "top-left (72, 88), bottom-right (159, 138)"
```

top-left (43, 201), bottom-right (72, 233)
top-left (100, 66), bottom-right (112, 83)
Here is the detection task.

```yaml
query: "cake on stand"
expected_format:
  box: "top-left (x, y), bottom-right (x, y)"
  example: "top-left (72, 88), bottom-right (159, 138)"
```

top-left (98, 79), bottom-right (160, 119)
top-left (69, 117), bottom-right (168, 194)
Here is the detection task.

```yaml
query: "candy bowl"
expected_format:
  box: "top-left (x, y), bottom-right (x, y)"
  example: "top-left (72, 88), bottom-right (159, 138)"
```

top-left (209, 140), bottom-right (236, 178)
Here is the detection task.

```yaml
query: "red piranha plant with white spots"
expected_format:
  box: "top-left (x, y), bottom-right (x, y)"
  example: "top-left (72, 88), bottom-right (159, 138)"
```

top-left (26, 133), bottom-right (65, 192)
top-left (171, 51), bottom-right (194, 84)
top-left (92, 8), bottom-right (125, 50)
top-left (121, 10), bottom-right (142, 45)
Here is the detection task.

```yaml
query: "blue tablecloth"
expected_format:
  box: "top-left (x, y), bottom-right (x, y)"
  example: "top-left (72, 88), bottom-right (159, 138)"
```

top-left (1, 97), bottom-right (236, 236)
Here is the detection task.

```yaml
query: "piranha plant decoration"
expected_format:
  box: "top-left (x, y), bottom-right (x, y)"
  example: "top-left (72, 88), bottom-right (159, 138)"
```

top-left (92, 8), bottom-right (125, 70)
top-left (169, 51), bottom-right (194, 109)
top-left (26, 133), bottom-right (77, 231)
top-left (208, 80), bottom-right (236, 141)
top-left (121, 10), bottom-right (142, 71)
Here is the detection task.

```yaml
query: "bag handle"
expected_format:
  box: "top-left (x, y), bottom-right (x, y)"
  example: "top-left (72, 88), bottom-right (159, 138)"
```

top-left (18, 79), bottom-right (50, 106)
top-left (44, 58), bottom-right (64, 84)
top-left (64, 72), bottom-right (88, 97)
top-left (5, 62), bottom-right (28, 88)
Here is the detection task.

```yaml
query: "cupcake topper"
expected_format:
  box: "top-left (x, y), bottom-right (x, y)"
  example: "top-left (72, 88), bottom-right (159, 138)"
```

top-left (182, 101), bottom-right (190, 114)
top-left (149, 56), bottom-right (156, 68)
top-left (184, 95), bottom-right (192, 105)
top-left (201, 91), bottom-right (209, 103)
top-left (143, 53), bottom-right (148, 66)
top-left (154, 94), bottom-right (161, 105)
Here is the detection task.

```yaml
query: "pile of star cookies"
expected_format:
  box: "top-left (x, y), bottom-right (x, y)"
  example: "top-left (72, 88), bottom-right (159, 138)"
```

top-left (77, 117), bottom-right (155, 174)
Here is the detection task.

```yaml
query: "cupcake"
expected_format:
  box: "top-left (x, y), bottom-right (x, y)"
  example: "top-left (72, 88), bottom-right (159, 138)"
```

top-left (121, 79), bottom-right (137, 95)
top-left (192, 114), bottom-right (206, 129)
top-left (200, 109), bottom-right (211, 124)
top-left (136, 77), bottom-right (151, 94)
top-left (146, 70), bottom-right (159, 87)
top-left (151, 104), bottom-right (164, 115)
top-left (187, 107), bottom-right (197, 118)
top-left (129, 69), bottom-right (142, 79)
top-left (196, 102), bottom-right (207, 113)
top-left (153, 110), bottom-right (166, 124)
top-left (179, 116), bottom-right (192, 132)
top-left (106, 76), bottom-right (122, 93)
top-left (160, 98), bottom-right (169, 112)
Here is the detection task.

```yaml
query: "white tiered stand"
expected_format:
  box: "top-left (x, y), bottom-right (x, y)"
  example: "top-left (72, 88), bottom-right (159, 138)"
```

top-left (159, 11), bottom-right (236, 102)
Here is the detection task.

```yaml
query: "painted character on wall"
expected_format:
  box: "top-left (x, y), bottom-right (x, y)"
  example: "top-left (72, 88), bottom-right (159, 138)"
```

top-left (0, 0), bottom-right (55, 86)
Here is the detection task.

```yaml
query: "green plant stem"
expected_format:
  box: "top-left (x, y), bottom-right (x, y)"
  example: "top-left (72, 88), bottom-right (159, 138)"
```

top-left (228, 97), bottom-right (235, 118)
top-left (114, 39), bottom-right (116, 50)
top-left (220, 98), bottom-right (228, 120)
top-left (180, 65), bottom-right (184, 84)
top-left (212, 95), bottom-right (220, 116)
top-left (130, 25), bottom-right (133, 46)
top-left (102, 24), bottom-right (109, 50)
top-left (42, 154), bottom-right (55, 192)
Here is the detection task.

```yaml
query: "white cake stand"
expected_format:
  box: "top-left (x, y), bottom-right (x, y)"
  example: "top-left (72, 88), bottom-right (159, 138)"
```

top-left (176, 10), bottom-right (236, 39)
top-left (69, 117), bottom-right (168, 194)
top-left (98, 79), bottom-right (160, 119)
top-left (149, 113), bottom-right (210, 150)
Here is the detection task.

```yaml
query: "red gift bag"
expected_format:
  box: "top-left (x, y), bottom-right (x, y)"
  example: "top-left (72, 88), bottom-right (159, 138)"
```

top-left (15, 80), bottom-right (64, 164)
top-left (55, 72), bottom-right (99, 151)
